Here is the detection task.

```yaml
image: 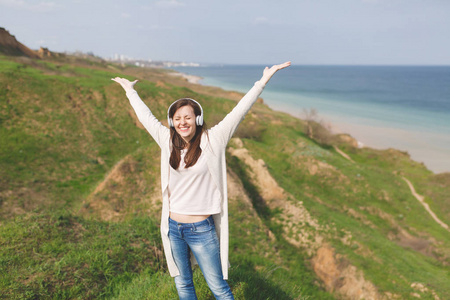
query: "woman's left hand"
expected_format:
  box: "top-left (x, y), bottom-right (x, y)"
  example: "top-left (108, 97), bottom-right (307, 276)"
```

top-left (260, 61), bottom-right (291, 85)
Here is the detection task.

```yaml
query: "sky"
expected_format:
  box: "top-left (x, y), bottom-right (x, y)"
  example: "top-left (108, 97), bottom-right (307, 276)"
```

top-left (1, 0), bottom-right (450, 65)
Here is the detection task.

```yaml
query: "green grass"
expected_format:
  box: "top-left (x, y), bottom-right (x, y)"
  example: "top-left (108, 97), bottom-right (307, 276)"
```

top-left (1, 54), bottom-right (449, 299)
top-left (0, 211), bottom-right (164, 299)
top-left (238, 121), bottom-right (450, 299)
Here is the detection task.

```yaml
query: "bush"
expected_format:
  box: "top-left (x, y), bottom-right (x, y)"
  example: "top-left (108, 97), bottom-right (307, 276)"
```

top-left (302, 108), bottom-right (336, 146)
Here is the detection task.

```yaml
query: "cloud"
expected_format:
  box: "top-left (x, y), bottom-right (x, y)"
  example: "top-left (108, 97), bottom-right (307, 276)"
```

top-left (121, 13), bottom-right (131, 19)
top-left (155, 0), bottom-right (185, 9)
top-left (149, 24), bottom-right (175, 30)
top-left (136, 24), bottom-right (175, 31)
top-left (0, 0), bottom-right (58, 12)
top-left (34, 37), bottom-right (58, 48)
top-left (253, 17), bottom-right (270, 25)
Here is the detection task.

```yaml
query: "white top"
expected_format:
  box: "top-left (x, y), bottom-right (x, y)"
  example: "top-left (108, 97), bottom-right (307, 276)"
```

top-left (125, 80), bottom-right (265, 279)
top-left (169, 150), bottom-right (221, 215)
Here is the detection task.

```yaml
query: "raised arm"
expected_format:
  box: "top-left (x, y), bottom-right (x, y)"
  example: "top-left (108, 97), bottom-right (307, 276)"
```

top-left (111, 77), bottom-right (169, 148)
top-left (259, 61), bottom-right (291, 86)
top-left (210, 61), bottom-right (291, 146)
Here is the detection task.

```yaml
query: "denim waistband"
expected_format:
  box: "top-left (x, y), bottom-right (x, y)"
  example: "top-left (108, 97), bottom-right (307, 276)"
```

top-left (169, 215), bottom-right (214, 228)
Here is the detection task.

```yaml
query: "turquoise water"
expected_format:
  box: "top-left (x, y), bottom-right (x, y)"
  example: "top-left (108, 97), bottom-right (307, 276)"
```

top-left (172, 65), bottom-right (450, 173)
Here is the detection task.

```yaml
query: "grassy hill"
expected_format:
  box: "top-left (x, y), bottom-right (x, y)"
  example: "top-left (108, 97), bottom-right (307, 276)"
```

top-left (0, 54), bottom-right (449, 299)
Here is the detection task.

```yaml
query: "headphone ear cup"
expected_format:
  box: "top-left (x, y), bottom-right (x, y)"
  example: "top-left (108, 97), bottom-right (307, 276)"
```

top-left (196, 115), bottom-right (203, 126)
top-left (169, 118), bottom-right (173, 127)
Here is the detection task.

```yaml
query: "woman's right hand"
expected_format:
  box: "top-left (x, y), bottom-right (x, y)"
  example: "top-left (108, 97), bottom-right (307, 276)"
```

top-left (111, 77), bottom-right (138, 91)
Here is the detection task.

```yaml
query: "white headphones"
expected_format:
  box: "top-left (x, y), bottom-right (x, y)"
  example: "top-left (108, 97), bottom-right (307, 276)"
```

top-left (167, 98), bottom-right (204, 127)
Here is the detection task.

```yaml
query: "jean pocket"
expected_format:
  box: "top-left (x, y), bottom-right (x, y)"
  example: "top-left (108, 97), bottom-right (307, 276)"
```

top-left (192, 223), bottom-right (214, 234)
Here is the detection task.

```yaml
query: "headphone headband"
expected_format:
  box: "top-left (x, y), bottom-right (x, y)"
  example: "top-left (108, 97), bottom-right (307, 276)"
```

top-left (167, 98), bottom-right (204, 127)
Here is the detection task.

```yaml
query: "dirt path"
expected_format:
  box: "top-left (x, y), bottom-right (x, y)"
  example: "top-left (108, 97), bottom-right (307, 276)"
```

top-left (333, 146), bottom-right (448, 232)
top-left (402, 177), bottom-right (449, 231)
top-left (228, 138), bottom-right (382, 300)
top-left (333, 146), bottom-right (354, 162)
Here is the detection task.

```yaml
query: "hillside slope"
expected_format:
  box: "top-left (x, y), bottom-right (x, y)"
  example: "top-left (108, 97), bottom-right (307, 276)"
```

top-left (1, 54), bottom-right (449, 299)
top-left (0, 28), bottom-right (40, 58)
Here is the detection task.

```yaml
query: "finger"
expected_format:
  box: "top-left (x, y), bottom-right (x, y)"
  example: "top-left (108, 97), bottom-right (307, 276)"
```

top-left (277, 62), bottom-right (291, 70)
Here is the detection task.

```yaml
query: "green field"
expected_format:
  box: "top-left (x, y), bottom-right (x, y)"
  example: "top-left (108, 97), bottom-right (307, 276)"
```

top-left (1, 54), bottom-right (449, 299)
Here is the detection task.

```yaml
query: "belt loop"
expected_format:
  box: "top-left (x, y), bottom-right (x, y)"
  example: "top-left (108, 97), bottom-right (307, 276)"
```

top-left (207, 215), bottom-right (212, 226)
top-left (192, 222), bottom-right (196, 231)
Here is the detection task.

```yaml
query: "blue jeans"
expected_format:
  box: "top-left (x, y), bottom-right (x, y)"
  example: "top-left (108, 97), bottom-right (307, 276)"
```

top-left (168, 216), bottom-right (234, 300)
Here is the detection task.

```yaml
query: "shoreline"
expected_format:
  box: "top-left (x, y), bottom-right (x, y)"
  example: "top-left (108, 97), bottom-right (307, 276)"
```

top-left (263, 100), bottom-right (450, 174)
top-left (324, 117), bottom-right (450, 174)
top-left (168, 72), bottom-right (203, 84)
top-left (170, 70), bottom-right (449, 174)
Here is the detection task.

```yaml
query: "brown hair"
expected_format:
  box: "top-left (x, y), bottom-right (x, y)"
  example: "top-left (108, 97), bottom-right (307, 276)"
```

top-left (169, 98), bottom-right (207, 169)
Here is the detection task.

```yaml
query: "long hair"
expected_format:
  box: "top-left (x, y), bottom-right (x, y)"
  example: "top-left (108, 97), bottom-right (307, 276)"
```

top-left (168, 98), bottom-right (207, 169)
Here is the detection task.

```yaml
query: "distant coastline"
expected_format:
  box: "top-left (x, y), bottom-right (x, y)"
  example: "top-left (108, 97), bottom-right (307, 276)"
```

top-left (168, 72), bottom-right (203, 84)
top-left (170, 67), bottom-right (450, 174)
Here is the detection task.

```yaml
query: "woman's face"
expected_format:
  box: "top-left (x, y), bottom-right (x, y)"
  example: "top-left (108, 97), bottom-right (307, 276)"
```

top-left (173, 105), bottom-right (197, 143)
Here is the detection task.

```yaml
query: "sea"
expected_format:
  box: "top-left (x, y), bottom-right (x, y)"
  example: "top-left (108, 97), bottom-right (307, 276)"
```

top-left (171, 65), bottom-right (450, 174)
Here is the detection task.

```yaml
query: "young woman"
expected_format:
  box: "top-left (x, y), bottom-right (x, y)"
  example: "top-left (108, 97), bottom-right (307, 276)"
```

top-left (112, 61), bottom-right (291, 299)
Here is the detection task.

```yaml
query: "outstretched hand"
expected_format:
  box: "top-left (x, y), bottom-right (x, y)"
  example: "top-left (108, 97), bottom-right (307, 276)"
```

top-left (260, 61), bottom-right (291, 85)
top-left (111, 77), bottom-right (139, 91)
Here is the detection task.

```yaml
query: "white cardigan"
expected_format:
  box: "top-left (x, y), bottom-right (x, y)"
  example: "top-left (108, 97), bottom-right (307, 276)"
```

top-left (125, 80), bottom-right (265, 279)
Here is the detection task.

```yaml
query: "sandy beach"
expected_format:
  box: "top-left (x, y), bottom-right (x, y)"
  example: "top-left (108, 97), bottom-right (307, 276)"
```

top-left (168, 72), bottom-right (203, 84)
top-left (171, 69), bottom-right (449, 174)
top-left (262, 98), bottom-right (450, 174)
top-left (324, 117), bottom-right (450, 174)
